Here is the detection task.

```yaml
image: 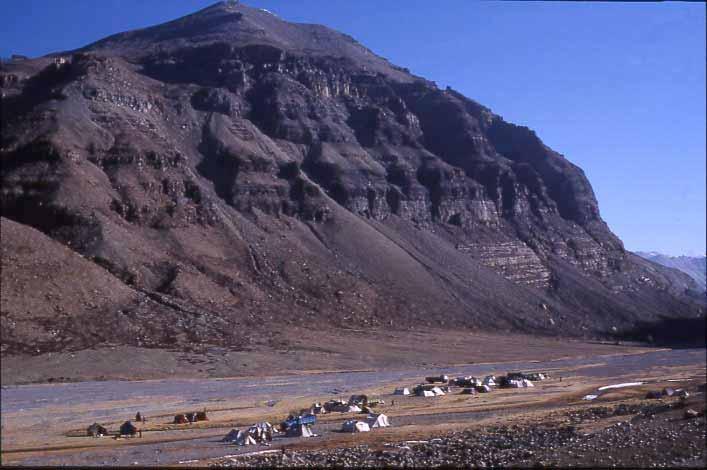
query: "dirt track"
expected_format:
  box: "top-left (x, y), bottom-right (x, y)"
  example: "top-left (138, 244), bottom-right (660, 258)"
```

top-left (1, 347), bottom-right (705, 466)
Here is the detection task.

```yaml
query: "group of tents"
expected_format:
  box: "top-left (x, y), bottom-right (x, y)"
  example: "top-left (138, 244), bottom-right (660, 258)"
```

top-left (394, 371), bottom-right (549, 398)
top-left (221, 411), bottom-right (321, 447)
top-left (320, 395), bottom-right (385, 414)
top-left (222, 422), bottom-right (278, 446)
top-left (324, 400), bottom-right (362, 413)
top-left (173, 410), bottom-right (208, 424)
top-left (85, 391), bottom-right (396, 447)
top-left (87, 411), bottom-right (148, 438)
top-left (86, 409), bottom-right (209, 439)
top-left (220, 395), bottom-right (393, 446)
top-left (87, 411), bottom-right (149, 438)
top-left (414, 384), bottom-right (448, 397)
top-left (341, 413), bottom-right (391, 433)
top-left (86, 421), bottom-right (141, 438)
top-left (220, 411), bottom-right (393, 446)
top-left (85, 370), bottom-right (549, 446)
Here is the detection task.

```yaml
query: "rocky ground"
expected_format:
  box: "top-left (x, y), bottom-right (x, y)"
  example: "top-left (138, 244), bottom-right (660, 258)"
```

top-left (216, 397), bottom-right (706, 468)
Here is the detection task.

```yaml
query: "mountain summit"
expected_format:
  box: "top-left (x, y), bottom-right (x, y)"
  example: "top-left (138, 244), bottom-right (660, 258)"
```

top-left (80, 1), bottom-right (412, 80)
top-left (1, 2), bottom-right (703, 355)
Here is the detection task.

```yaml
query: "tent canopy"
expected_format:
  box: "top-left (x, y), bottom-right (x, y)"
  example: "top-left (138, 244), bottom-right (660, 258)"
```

top-left (87, 423), bottom-right (108, 436)
top-left (348, 394), bottom-right (368, 405)
top-left (368, 413), bottom-right (390, 428)
top-left (342, 420), bottom-right (370, 433)
top-left (286, 424), bottom-right (314, 437)
top-left (482, 376), bottom-right (496, 386)
top-left (221, 429), bottom-right (240, 443)
top-left (120, 421), bottom-right (137, 436)
top-left (236, 430), bottom-right (257, 446)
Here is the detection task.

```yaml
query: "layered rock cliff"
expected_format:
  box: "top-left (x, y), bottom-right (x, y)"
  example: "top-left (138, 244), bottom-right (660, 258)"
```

top-left (1, 2), bottom-right (703, 355)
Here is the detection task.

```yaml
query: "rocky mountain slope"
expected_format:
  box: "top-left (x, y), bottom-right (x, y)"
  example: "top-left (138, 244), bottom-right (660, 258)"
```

top-left (1, 2), bottom-right (704, 356)
top-left (636, 252), bottom-right (706, 292)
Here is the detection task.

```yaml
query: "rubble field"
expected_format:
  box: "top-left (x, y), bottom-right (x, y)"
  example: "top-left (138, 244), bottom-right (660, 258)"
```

top-left (217, 396), bottom-right (706, 468)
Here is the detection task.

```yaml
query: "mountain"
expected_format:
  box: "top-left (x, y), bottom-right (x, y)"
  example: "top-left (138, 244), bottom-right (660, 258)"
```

top-left (1, 1), bottom-right (704, 356)
top-left (636, 252), bottom-right (706, 292)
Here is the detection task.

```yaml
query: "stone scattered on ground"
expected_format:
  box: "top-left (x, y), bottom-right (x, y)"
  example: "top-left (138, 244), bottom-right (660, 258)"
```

top-left (214, 400), bottom-right (706, 468)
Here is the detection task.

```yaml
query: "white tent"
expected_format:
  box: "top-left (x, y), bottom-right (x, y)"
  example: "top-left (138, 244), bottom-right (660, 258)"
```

top-left (332, 403), bottom-right (362, 413)
top-left (342, 420), bottom-right (370, 433)
top-left (477, 384), bottom-right (491, 393)
top-left (253, 421), bottom-right (275, 432)
top-left (522, 379), bottom-right (534, 388)
top-left (248, 422), bottom-right (275, 442)
top-left (301, 424), bottom-right (314, 437)
top-left (507, 380), bottom-right (523, 388)
top-left (238, 433), bottom-right (257, 446)
top-left (420, 390), bottom-right (435, 397)
top-left (394, 387), bottom-right (410, 396)
top-left (286, 424), bottom-right (314, 438)
top-left (367, 413), bottom-right (390, 428)
top-left (431, 386), bottom-right (445, 396)
top-left (483, 376), bottom-right (496, 387)
top-left (527, 372), bottom-right (547, 381)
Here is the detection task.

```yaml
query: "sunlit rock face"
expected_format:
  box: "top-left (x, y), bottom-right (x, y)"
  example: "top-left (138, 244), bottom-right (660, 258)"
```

top-left (1, 2), bottom-right (703, 354)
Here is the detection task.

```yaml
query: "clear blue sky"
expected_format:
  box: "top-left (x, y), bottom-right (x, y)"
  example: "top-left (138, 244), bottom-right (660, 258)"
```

top-left (2, 1), bottom-right (705, 256)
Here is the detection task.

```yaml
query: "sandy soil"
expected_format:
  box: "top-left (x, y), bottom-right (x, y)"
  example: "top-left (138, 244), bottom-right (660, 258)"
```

top-left (1, 347), bottom-right (704, 466)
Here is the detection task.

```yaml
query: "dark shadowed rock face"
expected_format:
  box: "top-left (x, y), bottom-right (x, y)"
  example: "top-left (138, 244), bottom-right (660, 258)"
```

top-left (1, 2), bottom-right (703, 355)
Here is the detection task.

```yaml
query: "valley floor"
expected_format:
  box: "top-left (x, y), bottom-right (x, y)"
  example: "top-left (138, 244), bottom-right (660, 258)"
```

top-left (1, 328), bottom-right (657, 385)
top-left (0, 341), bottom-right (705, 467)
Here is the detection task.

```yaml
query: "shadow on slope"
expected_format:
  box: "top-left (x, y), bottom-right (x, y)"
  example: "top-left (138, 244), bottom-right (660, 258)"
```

top-left (615, 316), bottom-right (707, 349)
